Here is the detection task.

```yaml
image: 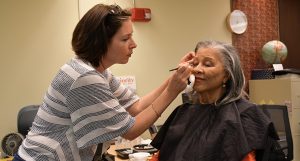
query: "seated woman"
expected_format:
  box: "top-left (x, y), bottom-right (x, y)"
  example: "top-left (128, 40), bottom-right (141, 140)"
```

top-left (150, 40), bottom-right (278, 161)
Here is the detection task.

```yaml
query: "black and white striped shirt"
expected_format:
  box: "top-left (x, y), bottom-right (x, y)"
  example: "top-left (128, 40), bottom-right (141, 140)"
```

top-left (18, 58), bottom-right (139, 161)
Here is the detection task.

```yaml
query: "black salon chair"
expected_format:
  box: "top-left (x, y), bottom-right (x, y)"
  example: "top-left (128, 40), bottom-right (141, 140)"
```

top-left (260, 104), bottom-right (293, 161)
top-left (17, 105), bottom-right (39, 136)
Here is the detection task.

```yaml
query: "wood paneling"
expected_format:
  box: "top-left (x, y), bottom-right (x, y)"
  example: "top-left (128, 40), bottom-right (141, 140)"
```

top-left (278, 0), bottom-right (300, 69)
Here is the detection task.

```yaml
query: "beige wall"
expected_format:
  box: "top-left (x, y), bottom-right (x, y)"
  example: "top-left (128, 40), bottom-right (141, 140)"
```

top-left (0, 0), bottom-right (231, 151)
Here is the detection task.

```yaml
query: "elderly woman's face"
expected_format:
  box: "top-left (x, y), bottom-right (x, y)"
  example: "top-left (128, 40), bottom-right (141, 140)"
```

top-left (191, 48), bottom-right (228, 97)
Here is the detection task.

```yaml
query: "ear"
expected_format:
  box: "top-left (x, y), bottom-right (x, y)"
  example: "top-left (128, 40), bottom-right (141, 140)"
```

top-left (223, 71), bottom-right (230, 83)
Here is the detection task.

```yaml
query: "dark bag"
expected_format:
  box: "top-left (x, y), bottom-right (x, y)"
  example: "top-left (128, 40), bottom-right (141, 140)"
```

top-left (93, 143), bottom-right (115, 161)
top-left (257, 137), bottom-right (287, 161)
top-left (268, 139), bottom-right (287, 161)
top-left (100, 153), bottom-right (115, 161)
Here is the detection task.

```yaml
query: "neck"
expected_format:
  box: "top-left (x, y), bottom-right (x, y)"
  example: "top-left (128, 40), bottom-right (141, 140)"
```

top-left (198, 88), bottom-right (225, 104)
top-left (96, 60), bottom-right (112, 73)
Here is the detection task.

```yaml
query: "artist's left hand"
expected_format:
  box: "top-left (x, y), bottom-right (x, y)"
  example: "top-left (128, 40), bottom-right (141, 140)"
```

top-left (179, 51), bottom-right (195, 64)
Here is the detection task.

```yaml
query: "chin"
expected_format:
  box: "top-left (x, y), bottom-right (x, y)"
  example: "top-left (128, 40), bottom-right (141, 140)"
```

top-left (120, 60), bottom-right (129, 64)
top-left (193, 86), bottom-right (204, 92)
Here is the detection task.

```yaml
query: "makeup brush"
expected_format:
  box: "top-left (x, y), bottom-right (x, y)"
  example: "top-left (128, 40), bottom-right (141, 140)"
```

top-left (169, 61), bottom-right (194, 72)
top-left (169, 67), bottom-right (179, 72)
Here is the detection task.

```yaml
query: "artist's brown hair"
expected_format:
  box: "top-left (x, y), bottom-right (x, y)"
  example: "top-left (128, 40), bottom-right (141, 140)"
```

top-left (72, 4), bottom-right (131, 67)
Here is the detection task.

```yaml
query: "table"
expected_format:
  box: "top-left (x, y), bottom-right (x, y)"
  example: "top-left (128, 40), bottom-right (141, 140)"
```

top-left (0, 157), bottom-right (13, 161)
top-left (107, 145), bottom-right (154, 161)
top-left (107, 145), bottom-right (128, 161)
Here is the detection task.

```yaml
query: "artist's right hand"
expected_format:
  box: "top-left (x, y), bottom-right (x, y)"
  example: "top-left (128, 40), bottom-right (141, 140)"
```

top-left (167, 63), bottom-right (193, 94)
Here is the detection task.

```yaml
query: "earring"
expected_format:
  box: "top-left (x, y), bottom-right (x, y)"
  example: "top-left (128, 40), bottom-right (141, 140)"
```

top-left (222, 82), bottom-right (226, 88)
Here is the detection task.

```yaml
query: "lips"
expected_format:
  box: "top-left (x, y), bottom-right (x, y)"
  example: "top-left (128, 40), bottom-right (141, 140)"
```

top-left (194, 76), bottom-right (205, 84)
top-left (195, 76), bottom-right (205, 80)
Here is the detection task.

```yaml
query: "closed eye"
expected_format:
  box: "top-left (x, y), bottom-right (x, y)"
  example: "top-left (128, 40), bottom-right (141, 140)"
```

top-left (122, 37), bottom-right (130, 41)
top-left (204, 60), bottom-right (214, 67)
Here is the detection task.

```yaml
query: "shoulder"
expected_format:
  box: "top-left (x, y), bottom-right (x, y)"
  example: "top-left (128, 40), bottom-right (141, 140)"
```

top-left (64, 58), bottom-right (112, 88)
top-left (235, 99), bottom-right (271, 125)
top-left (234, 98), bottom-right (258, 114)
top-left (58, 58), bottom-right (101, 83)
top-left (227, 98), bottom-right (269, 121)
top-left (161, 103), bottom-right (192, 123)
top-left (174, 103), bottom-right (194, 114)
top-left (65, 57), bottom-right (96, 73)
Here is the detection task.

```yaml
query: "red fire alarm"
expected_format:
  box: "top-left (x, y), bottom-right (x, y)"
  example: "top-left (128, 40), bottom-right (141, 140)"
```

top-left (130, 8), bottom-right (151, 22)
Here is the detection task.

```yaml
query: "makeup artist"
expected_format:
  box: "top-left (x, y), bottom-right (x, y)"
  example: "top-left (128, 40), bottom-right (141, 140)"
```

top-left (14, 4), bottom-right (193, 161)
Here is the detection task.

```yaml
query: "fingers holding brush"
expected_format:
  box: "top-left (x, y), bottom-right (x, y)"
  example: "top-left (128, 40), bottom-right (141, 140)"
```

top-left (168, 64), bottom-right (193, 93)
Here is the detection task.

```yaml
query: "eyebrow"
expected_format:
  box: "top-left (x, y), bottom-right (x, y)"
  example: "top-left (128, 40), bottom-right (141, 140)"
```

top-left (203, 57), bottom-right (215, 61)
top-left (121, 33), bottom-right (132, 38)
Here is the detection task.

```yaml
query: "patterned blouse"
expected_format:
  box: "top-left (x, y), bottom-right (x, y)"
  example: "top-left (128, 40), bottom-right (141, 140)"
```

top-left (18, 57), bottom-right (139, 161)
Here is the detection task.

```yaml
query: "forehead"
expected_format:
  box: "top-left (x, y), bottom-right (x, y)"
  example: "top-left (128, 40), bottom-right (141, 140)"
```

top-left (195, 48), bottom-right (223, 62)
top-left (114, 19), bottom-right (133, 36)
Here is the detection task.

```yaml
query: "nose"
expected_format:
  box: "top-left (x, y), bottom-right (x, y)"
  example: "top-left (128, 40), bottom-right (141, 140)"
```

top-left (192, 65), bottom-right (204, 75)
top-left (130, 38), bottom-right (137, 49)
